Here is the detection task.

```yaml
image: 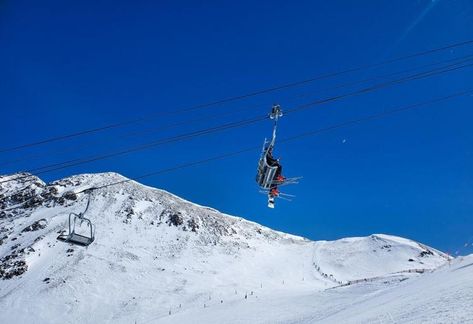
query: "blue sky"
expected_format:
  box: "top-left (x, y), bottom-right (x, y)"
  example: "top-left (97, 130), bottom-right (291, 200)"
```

top-left (1, 0), bottom-right (472, 255)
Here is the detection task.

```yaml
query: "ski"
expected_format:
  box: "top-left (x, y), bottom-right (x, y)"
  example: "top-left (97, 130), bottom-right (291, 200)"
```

top-left (271, 176), bottom-right (303, 186)
top-left (259, 190), bottom-right (296, 198)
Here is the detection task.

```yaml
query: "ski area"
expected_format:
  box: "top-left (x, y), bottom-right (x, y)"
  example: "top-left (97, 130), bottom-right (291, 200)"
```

top-left (1, 172), bottom-right (470, 323)
top-left (1, 1), bottom-right (472, 323)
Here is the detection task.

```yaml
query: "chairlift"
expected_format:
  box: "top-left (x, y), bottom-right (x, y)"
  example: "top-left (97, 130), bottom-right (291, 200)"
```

top-left (57, 189), bottom-right (95, 247)
top-left (255, 104), bottom-right (301, 208)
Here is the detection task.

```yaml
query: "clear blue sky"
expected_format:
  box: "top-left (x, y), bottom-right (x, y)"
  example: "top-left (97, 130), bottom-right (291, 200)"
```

top-left (1, 0), bottom-right (472, 255)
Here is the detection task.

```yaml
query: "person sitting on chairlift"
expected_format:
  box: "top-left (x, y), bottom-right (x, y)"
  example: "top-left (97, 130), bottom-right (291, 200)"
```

top-left (266, 147), bottom-right (285, 196)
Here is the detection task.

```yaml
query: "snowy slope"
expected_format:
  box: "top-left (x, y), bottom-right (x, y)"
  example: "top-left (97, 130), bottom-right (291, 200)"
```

top-left (312, 234), bottom-right (448, 283)
top-left (0, 172), bottom-right (457, 323)
top-left (160, 255), bottom-right (473, 324)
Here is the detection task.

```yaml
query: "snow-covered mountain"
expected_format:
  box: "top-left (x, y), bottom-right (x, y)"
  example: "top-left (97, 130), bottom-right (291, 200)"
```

top-left (0, 172), bottom-right (468, 323)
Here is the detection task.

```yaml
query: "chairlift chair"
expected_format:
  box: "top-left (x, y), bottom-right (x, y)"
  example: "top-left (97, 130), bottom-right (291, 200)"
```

top-left (256, 105), bottom-right (300, 208)
top-left (57, 190), bottom-right (95, 247)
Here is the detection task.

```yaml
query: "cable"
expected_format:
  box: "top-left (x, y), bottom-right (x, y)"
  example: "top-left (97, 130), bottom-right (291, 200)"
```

top-left (286, 53), bottom-right (473, 104)
top-left (80, 89), bottom-right (473, 194)
top-left (2, 87), bottom-right (471, 200)
top-left (2, 58), bottom-right (472, 185)
top-left (1, 39), bottom-right (472, 154)
top-left (281, 90), bottom-right (473, 144)
top-left (1, 115), bottom-right (269, 183)
top-left (0, 97), bottom-right (265, 168)
top-left (1, 88), bottom-right (471, 207)
top-left (3, 52), bottom-right (472, 169)
top-left (286, 60), bottom-right (473, 115)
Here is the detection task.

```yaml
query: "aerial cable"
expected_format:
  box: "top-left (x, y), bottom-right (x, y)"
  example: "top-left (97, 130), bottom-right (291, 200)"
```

top-left (80, 52), bottom-right (473, 143)
top-left (285, 59), bottom-right (473, 115)
top-left (0, 97), bottom-right (266, 168)
top-left (3, 52), bottom-right (472, 169)
top-left (2, 88), bottom-right (471, 207)
top-left (287, 53), bottom-right (473, 103)
top-left (1, 59), bottom-right (472, 185)
top-left (0, 116), bottom-right (269, 184)
top-left (281, 89), bottom-right (473, 144)
top-left (72, 89), bottom-right (473, 195)
top-left (1, 39), bottom-right (473, 154)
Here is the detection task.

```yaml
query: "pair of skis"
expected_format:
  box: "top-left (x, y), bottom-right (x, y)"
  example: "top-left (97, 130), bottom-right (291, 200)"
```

top-left (260, 176), bottom-right (302, 208)
top-left (270, 176), bottom-right (302, 187)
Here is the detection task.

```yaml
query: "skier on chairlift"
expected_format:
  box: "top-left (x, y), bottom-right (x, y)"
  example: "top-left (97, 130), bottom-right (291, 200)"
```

top-left (266, 146), bottom-right (285, 197)
top-left (256, 104), bottom-right (300, 208)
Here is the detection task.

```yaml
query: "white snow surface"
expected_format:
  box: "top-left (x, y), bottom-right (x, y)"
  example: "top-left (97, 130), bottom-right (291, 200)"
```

top-left (0, 172), bottom-right (470, 324)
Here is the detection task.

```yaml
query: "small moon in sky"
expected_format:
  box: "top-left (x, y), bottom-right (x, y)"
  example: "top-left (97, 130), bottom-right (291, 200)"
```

top-left (342, 139), bottom-right (347, 144)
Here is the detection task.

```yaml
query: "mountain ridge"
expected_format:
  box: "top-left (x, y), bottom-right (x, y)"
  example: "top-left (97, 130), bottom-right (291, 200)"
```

top-left (0, 172), bottom-right (452, 323)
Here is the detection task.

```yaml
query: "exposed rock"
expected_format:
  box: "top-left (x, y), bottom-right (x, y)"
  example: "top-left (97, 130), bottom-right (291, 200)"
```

top-left (63, 191), bottom-right (78, 201)
top-left (21, 219), bottom-right (48, 232)
top-left (187, 218), bottom-right (199, 232)
top-left (419, 250), bottom-right (434, 257)
top-left (167, 212), bottom-right (184, 227)
top-left (0, 253), bottom-right (28, 280)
